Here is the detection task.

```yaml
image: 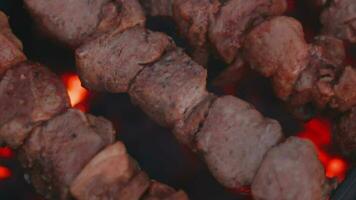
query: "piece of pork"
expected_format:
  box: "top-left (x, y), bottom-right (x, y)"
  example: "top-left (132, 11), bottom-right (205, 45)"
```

top-left (0, 12), bottom-right (26, 76)
top-left (196, 96), bottom-right (283, 188)
top-left (209, 0), bottom-right (287, 63)
top-left (70, 142), bottom-right (140, 200)
top-left (0, 62), bottom-right (69, 148)
top-left (19, 109), bottom-right (115, 199)
top-left (129, 48), bottom-right (207, 127)
top-left (321, 0), bottom-right (356, 43)
top-left (244, 16), bottom-right (309, 100)
top-left (252, 137), bottom-right (330, 200)
top-left (76, 26), bottom-right (172, 93)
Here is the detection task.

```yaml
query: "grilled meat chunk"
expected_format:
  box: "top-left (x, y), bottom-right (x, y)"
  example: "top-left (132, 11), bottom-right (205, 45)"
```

top-left (19, 109), bottom-right (115, 199)
top-left (76, 26), bottom-right (171, 93)
top-left (129, 48), bottom-right (207, 127)
top-left (321, 0), bottom-right (356, 43)
top-left (196, 96), bottom-right (283, 188)
top-left (244, 16), bottom-right (309, 99)
top-left (252, 137), bottom-right (329, 200)
top-left (0, 62), bottom-right (69, 148)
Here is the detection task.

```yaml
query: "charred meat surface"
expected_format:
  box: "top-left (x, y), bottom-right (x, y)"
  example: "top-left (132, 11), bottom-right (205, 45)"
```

top-left (70, 142), bottom-right (139, 200)
top-left (196, 96), bottom-right (283, 188)
top-left (321, 0), bottom-right (356, 43)
top-left (173, 93), bottom-right (216, 148)
top-left (24, 0), bottom-right (111, 47)
top-left (129, 48), bottom-right (207, 127)
top-left (95, 0), bottom-right (145, 36)
top-left (0, 62), bottom-right (69, 148)
top-left (0, 11), bottom-right (23, 49)
top-left (143, 181), bottom-right (188, 200)
top-left (0, 12), bottom-right (26, 76)
top-left (140, 0), bottom-right (173, 16)
top-left (335, 107), bottom-right (356, 158)
top-left (331, 66), bottom-right (356, 111)
top-left (244, 16), bottom-right (309, 100)
top-left (209, 0), bottom-right (287, 63)
top-left (173, 0), bottom-right (219, 64)
top-left (19, 109), bottom-right (115, 199)
top-left (76, 26), bottom-right (171, 93)
top-left (252, 137), bottom-right (329, 200)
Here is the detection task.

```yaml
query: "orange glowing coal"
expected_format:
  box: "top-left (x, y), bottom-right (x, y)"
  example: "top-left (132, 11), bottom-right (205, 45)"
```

top-left (0, 166), bottom-right (11, 180)
top-left (61, 73), bottom-right (89, 112)
top-left (0, 147), bottom-right (13, 159)
top-left (298, 118), bottom-right (349, 182)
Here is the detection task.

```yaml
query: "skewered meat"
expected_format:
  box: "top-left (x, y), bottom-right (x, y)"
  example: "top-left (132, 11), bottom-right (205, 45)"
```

top-left (140, 0), bottom-right (173, 16)
top-left (0, 62), bottom-right (70, 148)
top-left (196, 96), bottom-right (283, 188)
top-left (244, 16), bottom-right (309, 100)
top-left (312, 35), bottom-right (346, 67)
top-left (129, 48), bottom-right (208, 127)
top-left (331, 66), bottom-right (356, 111)
top-left (70, 142), bottom-right (139, 200)
top-left (252, 137), bottom-right (330, 200)
top-left (24, 0), bottom-right (111, 47)
top-left (143, 181), bottom-right (189, 200)
top-left (76, 26), bottom-right (172, 93)
top-left (173, 94), bottom-right (216, 148)
top-left (290, 35), bottom-right (345, 108)
top-left (0, 12), bottom-right (26, 76)
top-left (21, 1), bottom-right (332, 199)
top-left (19, 109), bottom-right (115, 199)
top-left (0, 12), bottom-right (23, 49)
top-left (208, 0), bottom-right (287, 63)
top-left (335, 108), bottom-right (356, 158)
top-left (172, 0), bottom-right (219, 64)
top-left (24, 0), bottom-right (145, 47)
top-left (321, 0), bottom-right (356, 43)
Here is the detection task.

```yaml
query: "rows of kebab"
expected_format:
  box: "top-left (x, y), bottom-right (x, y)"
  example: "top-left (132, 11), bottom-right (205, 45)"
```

top-left (0, 9), bottom-right (188, 200)
top-left (0, 0), bottom-right (354, 199)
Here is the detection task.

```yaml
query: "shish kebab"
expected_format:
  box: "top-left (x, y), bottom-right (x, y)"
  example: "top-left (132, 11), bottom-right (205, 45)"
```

top-left (0, 11), bottom-right (188, 200)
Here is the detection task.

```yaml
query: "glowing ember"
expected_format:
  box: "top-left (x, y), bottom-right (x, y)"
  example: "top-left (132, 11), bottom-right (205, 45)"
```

top-left (298, 118), bottom-right (349, 182)
top-left (61, 73), bottom-right (89, 111)
top-left (0, 147), bottom-right (13, 158)
top-left (0, 166), bottom-right (11, 180)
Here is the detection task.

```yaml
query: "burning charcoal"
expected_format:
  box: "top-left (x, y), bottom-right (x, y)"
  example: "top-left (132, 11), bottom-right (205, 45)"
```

top-left (335, 107), bottom-right (356, 159)
top-left (173, 0), bottom-right (220, 64)
top-left (208, 0), bottom-right (287, 63)
top-left (19, 109), bottom-right (115, 199)
top-left (331, 66), bottom-right (356, 111)
top-left (321, 0), bottom-right (356, 43)
top-left (0, 12), bottom-right (26, 76)
top-left (70, 142), bottom-right (139, 200)
top-left (76, 26), bottom-right (172, 93)
top-left (252, 137), bottom-right (330, 200)
top-left (196, 96), bottom-right (283, 188)
top-left (24, 0), bottom-right (112, 47)
top-left (173, 93), bottom-right (216, 148)
top-left (143, 181), bottom-right (189, 200)
top-left (140, 0), bottom-right (173, 16)
top-left (0, 62), bottom-right (69, 148)
top-left (129, 48), bottom-right (208, 127)
top-left (244, 16), bottom-right (309, 100)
